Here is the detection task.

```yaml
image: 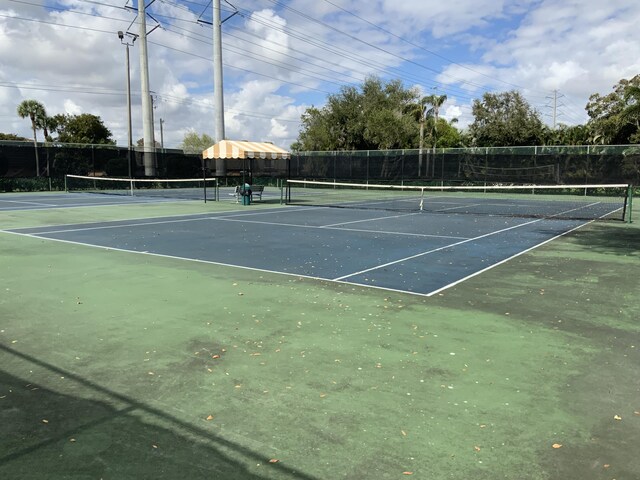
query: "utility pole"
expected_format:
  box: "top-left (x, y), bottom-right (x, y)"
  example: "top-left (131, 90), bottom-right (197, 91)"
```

top-left (546, 90), bottom-right (564, 129)
top-left (552, 89), bottom-right (558, 129)
top-left (213, 0), bottom-right (226, 176)
top-left (139, 0), bottom-right (155, 176)
top-left (150, 93), bottom-right (156, 146)
top-left (118, 31), bottom-right (136, 178)
top-left (150, 93), bottom-right (158, 173)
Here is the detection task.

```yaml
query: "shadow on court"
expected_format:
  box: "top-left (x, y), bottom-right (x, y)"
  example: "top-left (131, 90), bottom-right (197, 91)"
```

top-left (565, 221), bottom-right (640, 256)
top-left (0, 344), bottom-right (318, 480)
top-left (430, 219), bottom-right (640, 479)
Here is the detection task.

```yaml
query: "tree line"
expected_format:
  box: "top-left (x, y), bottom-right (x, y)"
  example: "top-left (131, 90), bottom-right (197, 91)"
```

top-left (291, 75), bottom-right (640, 151)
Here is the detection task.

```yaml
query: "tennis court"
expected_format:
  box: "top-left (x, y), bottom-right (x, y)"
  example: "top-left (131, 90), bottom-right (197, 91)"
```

top-left (1, 191), bottom-right (610, 296)
top-left (1, 186), bottom-right (639, 480)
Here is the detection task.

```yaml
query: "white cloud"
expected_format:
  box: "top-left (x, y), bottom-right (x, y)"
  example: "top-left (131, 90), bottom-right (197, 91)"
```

top-left (63, 99), bottom-right (82, 115)
top-left (438, 0), bottom-right (640, 125)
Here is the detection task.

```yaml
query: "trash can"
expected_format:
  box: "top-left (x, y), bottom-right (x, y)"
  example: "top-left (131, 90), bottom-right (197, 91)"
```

top-left (241, 184), bottom-right (252, 205)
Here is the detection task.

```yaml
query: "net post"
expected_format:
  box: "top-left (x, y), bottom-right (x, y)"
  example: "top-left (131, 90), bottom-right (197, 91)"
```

top-left (626, 184), bottom-right (633, 223)
top-left (129, 179), bottom-right (134, 196)
top-left (203, 167), bottom-right (207, 203)
top-left (64, 174), bottom-right (68, 193)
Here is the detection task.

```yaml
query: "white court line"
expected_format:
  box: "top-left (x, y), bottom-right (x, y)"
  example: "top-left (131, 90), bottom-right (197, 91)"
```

top-left (5, 205), bottom-right (320, 233)
top-left (321, 211), bottom-right (421, 227)
top-left (431, 201), bottom-right (553, 211)
top-left (0, 198), bottom-right (178, 212)
top-left (0, 229), bottom-right (339, 285)
top-left (0, 199), bottom-right (58, 207)
top-left (435, 203), bottom-right (485, 212)
top-left (10, 205), bottom-right (469, 240)
top-left (1, 228), bottom-right (446, 298)
top-left (425, 220), bottom-right (593, 296)
top-left (21, 216), bottom-right (216, 235)
top-left (209, 216), bottom-right (469, 240)
top-left (427, 206), bottom-right (624, 296)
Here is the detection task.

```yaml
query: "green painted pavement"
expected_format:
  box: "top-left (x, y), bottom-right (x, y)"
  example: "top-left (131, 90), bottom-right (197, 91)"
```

top-left (1, 202), bottom-right (639, 479)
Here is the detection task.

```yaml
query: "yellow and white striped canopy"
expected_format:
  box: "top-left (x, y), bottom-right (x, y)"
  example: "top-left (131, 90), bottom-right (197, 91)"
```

top-left (202, 140), bottom-right (290, 160)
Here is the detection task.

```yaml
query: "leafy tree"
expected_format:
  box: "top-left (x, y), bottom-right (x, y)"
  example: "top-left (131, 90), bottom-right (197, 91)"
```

top-left (433, 118), bottom-right (463, 148)
top-left (49, 114), bottom-right (114, 175)
top-left (181, 131), bottom-right (214, 154)
top-left (469, 91), bottom-right (545, 147)
top-left (586, 75), bottom-right (640, 144)
top-left (622, 84), bottom-right (640, 143)
top-left (53, 114), bottom-right (115, 145)
top-left (16, 99), bottom-right (47, 175)
top-left (294, 77), bottom-right (421, 151)
top-left (542, 124), bottom-right (590, 146)
top-left (621, 146), bottom-right (640, 183)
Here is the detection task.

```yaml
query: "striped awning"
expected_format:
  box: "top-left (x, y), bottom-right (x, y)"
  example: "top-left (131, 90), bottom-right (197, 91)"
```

top-left (202, 140), bottom-right (290, 160)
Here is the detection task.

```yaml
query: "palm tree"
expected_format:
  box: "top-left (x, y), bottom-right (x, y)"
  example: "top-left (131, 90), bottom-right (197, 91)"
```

top-left (425, 94), bottom-right (447, 147)
top-left (410, 96), bottom-right (430, 176)
top-left (17, 100), bottom-right (47, 176)
top-left (411, 94), bottom-right (447, 176)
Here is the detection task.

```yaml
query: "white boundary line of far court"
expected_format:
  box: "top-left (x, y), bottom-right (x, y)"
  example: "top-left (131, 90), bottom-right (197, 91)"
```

top-left (0, 204), bottom-right (317, 232)
top-left (7, 205), bottom-right (470, 241)
top-left (1, 204), bottom-right (596, 297)
top-left (0, 197), bottom-right (185, 211)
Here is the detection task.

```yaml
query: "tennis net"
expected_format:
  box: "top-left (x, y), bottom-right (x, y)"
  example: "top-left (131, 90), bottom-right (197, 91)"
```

top-left (285, 180), bottom-right (633, 221)
top-left (65, 175), bottom-right (218, 202)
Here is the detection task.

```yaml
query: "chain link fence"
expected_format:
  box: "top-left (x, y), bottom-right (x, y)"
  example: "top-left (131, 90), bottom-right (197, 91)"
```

top-left (2, 142), bottom-right (638, 192)
top-left (289, 145), bottom-right (640, 185)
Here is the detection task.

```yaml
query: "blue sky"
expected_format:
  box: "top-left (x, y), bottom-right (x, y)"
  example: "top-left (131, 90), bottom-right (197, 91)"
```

top-left (1, 0), bottom-right (639, 148)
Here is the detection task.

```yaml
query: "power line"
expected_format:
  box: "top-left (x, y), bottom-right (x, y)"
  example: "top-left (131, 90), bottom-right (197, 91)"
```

top-left (5, 0), bottom-right (484, 104)
top-left (227, 6), bottom-right (491, 102)
top-left (0, 80), bottom-right (302, 123)
top-left (318, 0), bottom-right (547, 95)
top-left (148, 39), bottom-right (333, 95)
top-left (159, 23), bottom-right (360, 88)
top-left (261, 0), bottom-right (514, 95)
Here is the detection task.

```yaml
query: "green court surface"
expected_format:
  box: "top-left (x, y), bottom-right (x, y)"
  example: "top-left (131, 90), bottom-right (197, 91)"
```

top-left (1, 198), bottom-right (639, 479)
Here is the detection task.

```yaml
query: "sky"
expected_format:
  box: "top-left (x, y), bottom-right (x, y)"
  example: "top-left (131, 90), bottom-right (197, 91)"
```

top-left (0, 0), bottom-right (639, 150)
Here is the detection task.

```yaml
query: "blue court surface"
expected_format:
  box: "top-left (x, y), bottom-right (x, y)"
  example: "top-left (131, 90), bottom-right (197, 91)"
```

top-left (2, 192), bottom-right (593, 296)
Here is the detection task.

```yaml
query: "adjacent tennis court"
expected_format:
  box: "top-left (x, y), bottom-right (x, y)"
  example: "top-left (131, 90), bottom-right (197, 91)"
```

top-left (2, 186), bottom-right (639, 480)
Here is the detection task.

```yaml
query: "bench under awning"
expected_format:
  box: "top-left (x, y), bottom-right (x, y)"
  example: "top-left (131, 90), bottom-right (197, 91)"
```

top-left (202, 140), bottom-right (290, 160)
